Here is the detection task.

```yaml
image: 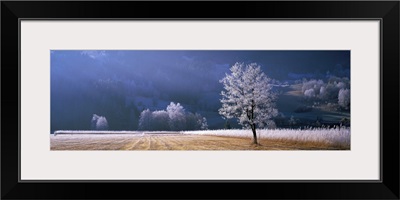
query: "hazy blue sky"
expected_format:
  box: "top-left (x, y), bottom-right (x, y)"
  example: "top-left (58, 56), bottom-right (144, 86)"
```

top-left (52, 50), bottom-right (350, 80)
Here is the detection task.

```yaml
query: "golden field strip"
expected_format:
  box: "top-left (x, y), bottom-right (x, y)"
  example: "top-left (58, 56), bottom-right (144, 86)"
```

top-left (50, 133), bottom-right (349, 150)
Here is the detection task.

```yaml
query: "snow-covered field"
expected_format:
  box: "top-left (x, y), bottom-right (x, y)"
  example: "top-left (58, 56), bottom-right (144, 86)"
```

top-left (183, 127), bottom-right (350, 147)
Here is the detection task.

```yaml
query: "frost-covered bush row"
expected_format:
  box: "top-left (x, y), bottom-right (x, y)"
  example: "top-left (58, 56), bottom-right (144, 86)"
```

top-left (301, 77), bottom-right (350, 103)
top-left (302, 79), bottom-right (324, 97)
top-left (183, 127), bottom-right (350, 147)
top-left (139, 102), bottom-right (208, 131)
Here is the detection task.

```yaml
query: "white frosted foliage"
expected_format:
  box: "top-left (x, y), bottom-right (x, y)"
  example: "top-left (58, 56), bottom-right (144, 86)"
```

top-left (91, 114), bottom-right (108, 130)
top-left (304, 88), bottom-right (315, 97)
top-left (138, 109), bottom-right (152, 130)
top-left (91, 114), bottom-right (100, 129)
top-left (219, 62), bottom-right (278, 129)
top-left (166, 102), bottom-right (186, 131)
top-left (96, 116), bottom-right (109, 130)
top-left (138, 102), bottom-right (208, 131)
top-left (338, 88), bottom-right (350, 109)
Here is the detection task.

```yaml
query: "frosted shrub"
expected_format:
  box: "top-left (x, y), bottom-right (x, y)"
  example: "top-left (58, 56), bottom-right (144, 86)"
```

top-left (96, 116), bottom-right (109, 130)
top-left (167, 102), bottom-right (186, 131)
top-left (302, 79), bottom-right (324, 94)
top-left (91, 114), bottom-right (100, 129)
top-left (304, 88), bottom-right (315, 98)
top-left (336, 82), bottom-right (346, 89)
top-left (91, 114), bottom-right (108, 130)
top-left (200, 117), bottom-right (208, 130)
top-left (338, 88), bottom-right (350, 109)
top-left (138, 109), bottom-right (152, 130)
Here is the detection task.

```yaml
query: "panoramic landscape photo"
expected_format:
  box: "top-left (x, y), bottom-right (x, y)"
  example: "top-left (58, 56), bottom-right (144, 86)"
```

top-left (51, 50), bottom-right (350, 150)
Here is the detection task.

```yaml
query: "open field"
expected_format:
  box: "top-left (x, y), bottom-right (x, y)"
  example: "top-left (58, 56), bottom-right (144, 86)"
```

top-left (51, 130), bottom-right (349, 150)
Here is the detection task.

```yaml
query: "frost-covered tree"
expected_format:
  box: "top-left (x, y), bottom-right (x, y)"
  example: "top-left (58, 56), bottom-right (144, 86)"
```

top-left (185, 113), bottom-right (208, 130)
top-left (319, 86), bottom-right (326, 99)
top-left (166, 102), bottom-right (186, 131)
top-left (186, 113), bottom-right (199, 130)
top-left (151, 110), bottom-right (170, 131)
top-left (91, 114), bottom-right (100, 129)
top-left (138, 109), bottom-right (152, 130)
top-left (336, 82), bottom-right (346, 90)
top-left (338, 88), bottom-right (350, 109)
top-left (200, 117), bottom-right (208, 130)
top-left (91, 114), bottom-right (108, 130)
top-left (321, 83), bottom-right (339, 100)
top-left (302, 79), bottom-right (324, 94)
top-left (96, 116), bottom-right (109, 130)
top-left (304, 88), bottom-right (315, 98)
top-left (219, 62), bottom-right (278, 144)
top-left (185, 112), bottom-right (198, 130)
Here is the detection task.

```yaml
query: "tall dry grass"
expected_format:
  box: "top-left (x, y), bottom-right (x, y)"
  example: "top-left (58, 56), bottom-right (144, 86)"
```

top-left (183, 127), bottom-right (350, 149)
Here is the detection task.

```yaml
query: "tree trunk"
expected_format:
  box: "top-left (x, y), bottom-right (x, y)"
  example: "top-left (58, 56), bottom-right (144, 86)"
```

top-left (251, 125), bottom-right (258, 144)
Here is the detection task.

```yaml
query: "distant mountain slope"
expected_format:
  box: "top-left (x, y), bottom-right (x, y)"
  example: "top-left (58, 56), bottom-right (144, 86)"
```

top-left (276, 84), bottom-right (350, 125)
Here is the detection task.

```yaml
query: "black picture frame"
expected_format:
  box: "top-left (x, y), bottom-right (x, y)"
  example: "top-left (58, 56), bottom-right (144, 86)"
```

top-left (2, 1), bottom-right (399, 199)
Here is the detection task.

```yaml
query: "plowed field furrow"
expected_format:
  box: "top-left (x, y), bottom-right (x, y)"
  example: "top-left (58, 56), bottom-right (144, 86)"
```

top-left (127, 136), bottom-right (147, 150)
top-left (152, 135), bottom-right (172, 150)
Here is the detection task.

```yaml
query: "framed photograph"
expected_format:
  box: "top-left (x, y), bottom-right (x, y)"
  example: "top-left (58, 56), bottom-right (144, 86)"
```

top-left (2, 1), bottom-right (399, 199)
